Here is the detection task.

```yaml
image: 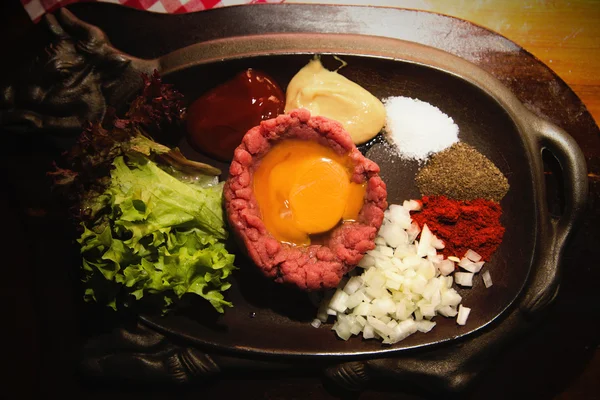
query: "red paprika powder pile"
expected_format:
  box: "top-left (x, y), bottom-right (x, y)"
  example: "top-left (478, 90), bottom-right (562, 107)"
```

top-left (410, 196), bottom-right (505, 261)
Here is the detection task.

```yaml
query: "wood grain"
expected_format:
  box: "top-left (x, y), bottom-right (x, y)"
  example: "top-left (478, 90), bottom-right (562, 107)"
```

top-left (292, 0), bottom-right (600, 125)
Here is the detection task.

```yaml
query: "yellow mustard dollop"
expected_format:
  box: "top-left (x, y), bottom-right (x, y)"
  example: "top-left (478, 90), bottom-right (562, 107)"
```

top-left (285, 58), bottom-right (386, 144)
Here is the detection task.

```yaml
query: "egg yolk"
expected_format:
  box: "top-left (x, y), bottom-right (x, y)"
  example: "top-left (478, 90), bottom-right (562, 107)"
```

top-left (253, 139), bottom-right (366, 246)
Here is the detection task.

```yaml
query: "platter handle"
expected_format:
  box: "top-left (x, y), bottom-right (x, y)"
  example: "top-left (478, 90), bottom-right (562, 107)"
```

top-left (520, 115), bottom-right (588, 314)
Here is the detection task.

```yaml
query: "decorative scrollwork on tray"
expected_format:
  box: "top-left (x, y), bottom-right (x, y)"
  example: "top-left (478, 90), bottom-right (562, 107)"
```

top-left (81, 321), bottom-right (220, 384)
top-left (0, 8), bottom-right (156, 134)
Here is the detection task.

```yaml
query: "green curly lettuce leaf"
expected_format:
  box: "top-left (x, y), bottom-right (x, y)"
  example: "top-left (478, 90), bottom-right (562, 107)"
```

top-left (48, 72), bottom-right (233, 313)
top-left (78, 155), bottom-right (235, 313)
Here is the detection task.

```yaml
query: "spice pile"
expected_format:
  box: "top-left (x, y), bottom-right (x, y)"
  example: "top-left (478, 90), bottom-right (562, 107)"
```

top-left (383, 96), bottom-right (459, 161)
top-left (382, 97), bottom-right (510, 260)
top-left (410, 140), bottom-right (509, 262)
top-left (410, 196), bottom-right (505, 261)
top-left (416, 142), bottom-right (509, 202)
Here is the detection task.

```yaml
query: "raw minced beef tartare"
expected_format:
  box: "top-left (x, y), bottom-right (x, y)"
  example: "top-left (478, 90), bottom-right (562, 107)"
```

top-left (224, 109), bottom-right (387, 290)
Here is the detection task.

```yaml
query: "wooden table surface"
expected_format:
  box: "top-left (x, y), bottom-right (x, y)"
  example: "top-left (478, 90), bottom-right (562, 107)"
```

top-left (290, 0), bottom-right (600, 126)
top-left (1, 1), bottom-right (598, 399)
top-left (3, 0), bottom-right (599, 123)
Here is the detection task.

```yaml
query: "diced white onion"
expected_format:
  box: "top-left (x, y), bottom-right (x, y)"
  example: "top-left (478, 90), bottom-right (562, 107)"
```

top-left (317, 200), bottom-right (493, 344)
top-left (332, 320), bottom-right (352, 340)
top-left (441, 288), bottom-right (462, 307)
top-left (316, 290), bottom-right (333, 321)
top-left (465, 249), bottom-right (482, 262)
top-left (455, 272), bottom-right (474, 287)
top-left (372, 297), bottom-right (396, 315)
top-left (438, 305), bottom-right (458, 317)
top-left (407, 222), bottom-right (421, 242)
top-left (363, 325), bottom-right (375, 339)
top-left (358, 254), bottom-right (375, 268)
top-left (444, 276), bottom-right (453, 288)
top-left (378, 245), bottom-right (394, 257)
top-left (385, 279), bottom-right (401, 291)
top-left (353, 302), bottom-right (371, 316)
top-left (482, 270), bottom-right (493, 288)
top-left (416, 320), bottom-right (436, 333)
top-left (350, 319), bottom-right (362, 335)
top-left (329, 289), bottom-right (349, 313)
top-left (379, 222), bottom-right (409, 248)
top-left (427, 253), bottom-right (444, 263)
top-left (459, 257), bottom-right (485, 273)
top-left (367, 316), bottom-right (394, 338)
top-left (436, 259), bottom-right (455, 276)
top-left (416, 224), bottom-right (433, 257)
top-left (375, 237), bottom-right (387, 246)
top-left (402, 199), bottom-right (422, 211)
top-left (343, 276), bottom-right (363, 295)
top-left (346, 291), bottom-right (366, 309)
top-left (387, 205), bottom-right (412, 230)
top-left (417, 260), bottom-right (436, 280)
top-left (419, 303), bottom-right (436, 317)
top-left (458, 257), bottom-right (472, 268)
top-left (457, 304), bottom-right (471, 325)
top-left (414, 308), bottom-right (423, 321)
top-left (394, 245), bottom-right (414, 259)
top-left (403, 255), bottom-right (422, 269)
top-left (386, 319), bottom-right (418, 343)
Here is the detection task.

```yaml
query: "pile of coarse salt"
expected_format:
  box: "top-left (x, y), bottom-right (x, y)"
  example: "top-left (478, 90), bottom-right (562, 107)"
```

top-left (383, 96), bottom-right (459, 162)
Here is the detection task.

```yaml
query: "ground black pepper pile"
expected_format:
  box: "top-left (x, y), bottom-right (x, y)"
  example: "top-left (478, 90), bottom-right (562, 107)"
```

top-left (416, 142), bottom-right (509, 202)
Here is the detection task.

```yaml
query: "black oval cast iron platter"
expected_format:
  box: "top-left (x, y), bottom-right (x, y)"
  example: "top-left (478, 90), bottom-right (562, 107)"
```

top-left (133, 33), bottom-right (586, 358)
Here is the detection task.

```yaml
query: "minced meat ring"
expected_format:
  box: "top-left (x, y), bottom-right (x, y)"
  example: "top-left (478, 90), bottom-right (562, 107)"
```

top-left (224, 109), bottom-right (387, 291)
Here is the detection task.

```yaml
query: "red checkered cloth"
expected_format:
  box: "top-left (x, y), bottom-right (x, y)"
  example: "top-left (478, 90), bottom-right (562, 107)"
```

top-left (21, 0), bottom-right (285, 22)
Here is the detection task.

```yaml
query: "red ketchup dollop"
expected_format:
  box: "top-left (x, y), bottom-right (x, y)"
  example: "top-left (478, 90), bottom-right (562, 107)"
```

top-left (186, 69), bottom-right (285, 161)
